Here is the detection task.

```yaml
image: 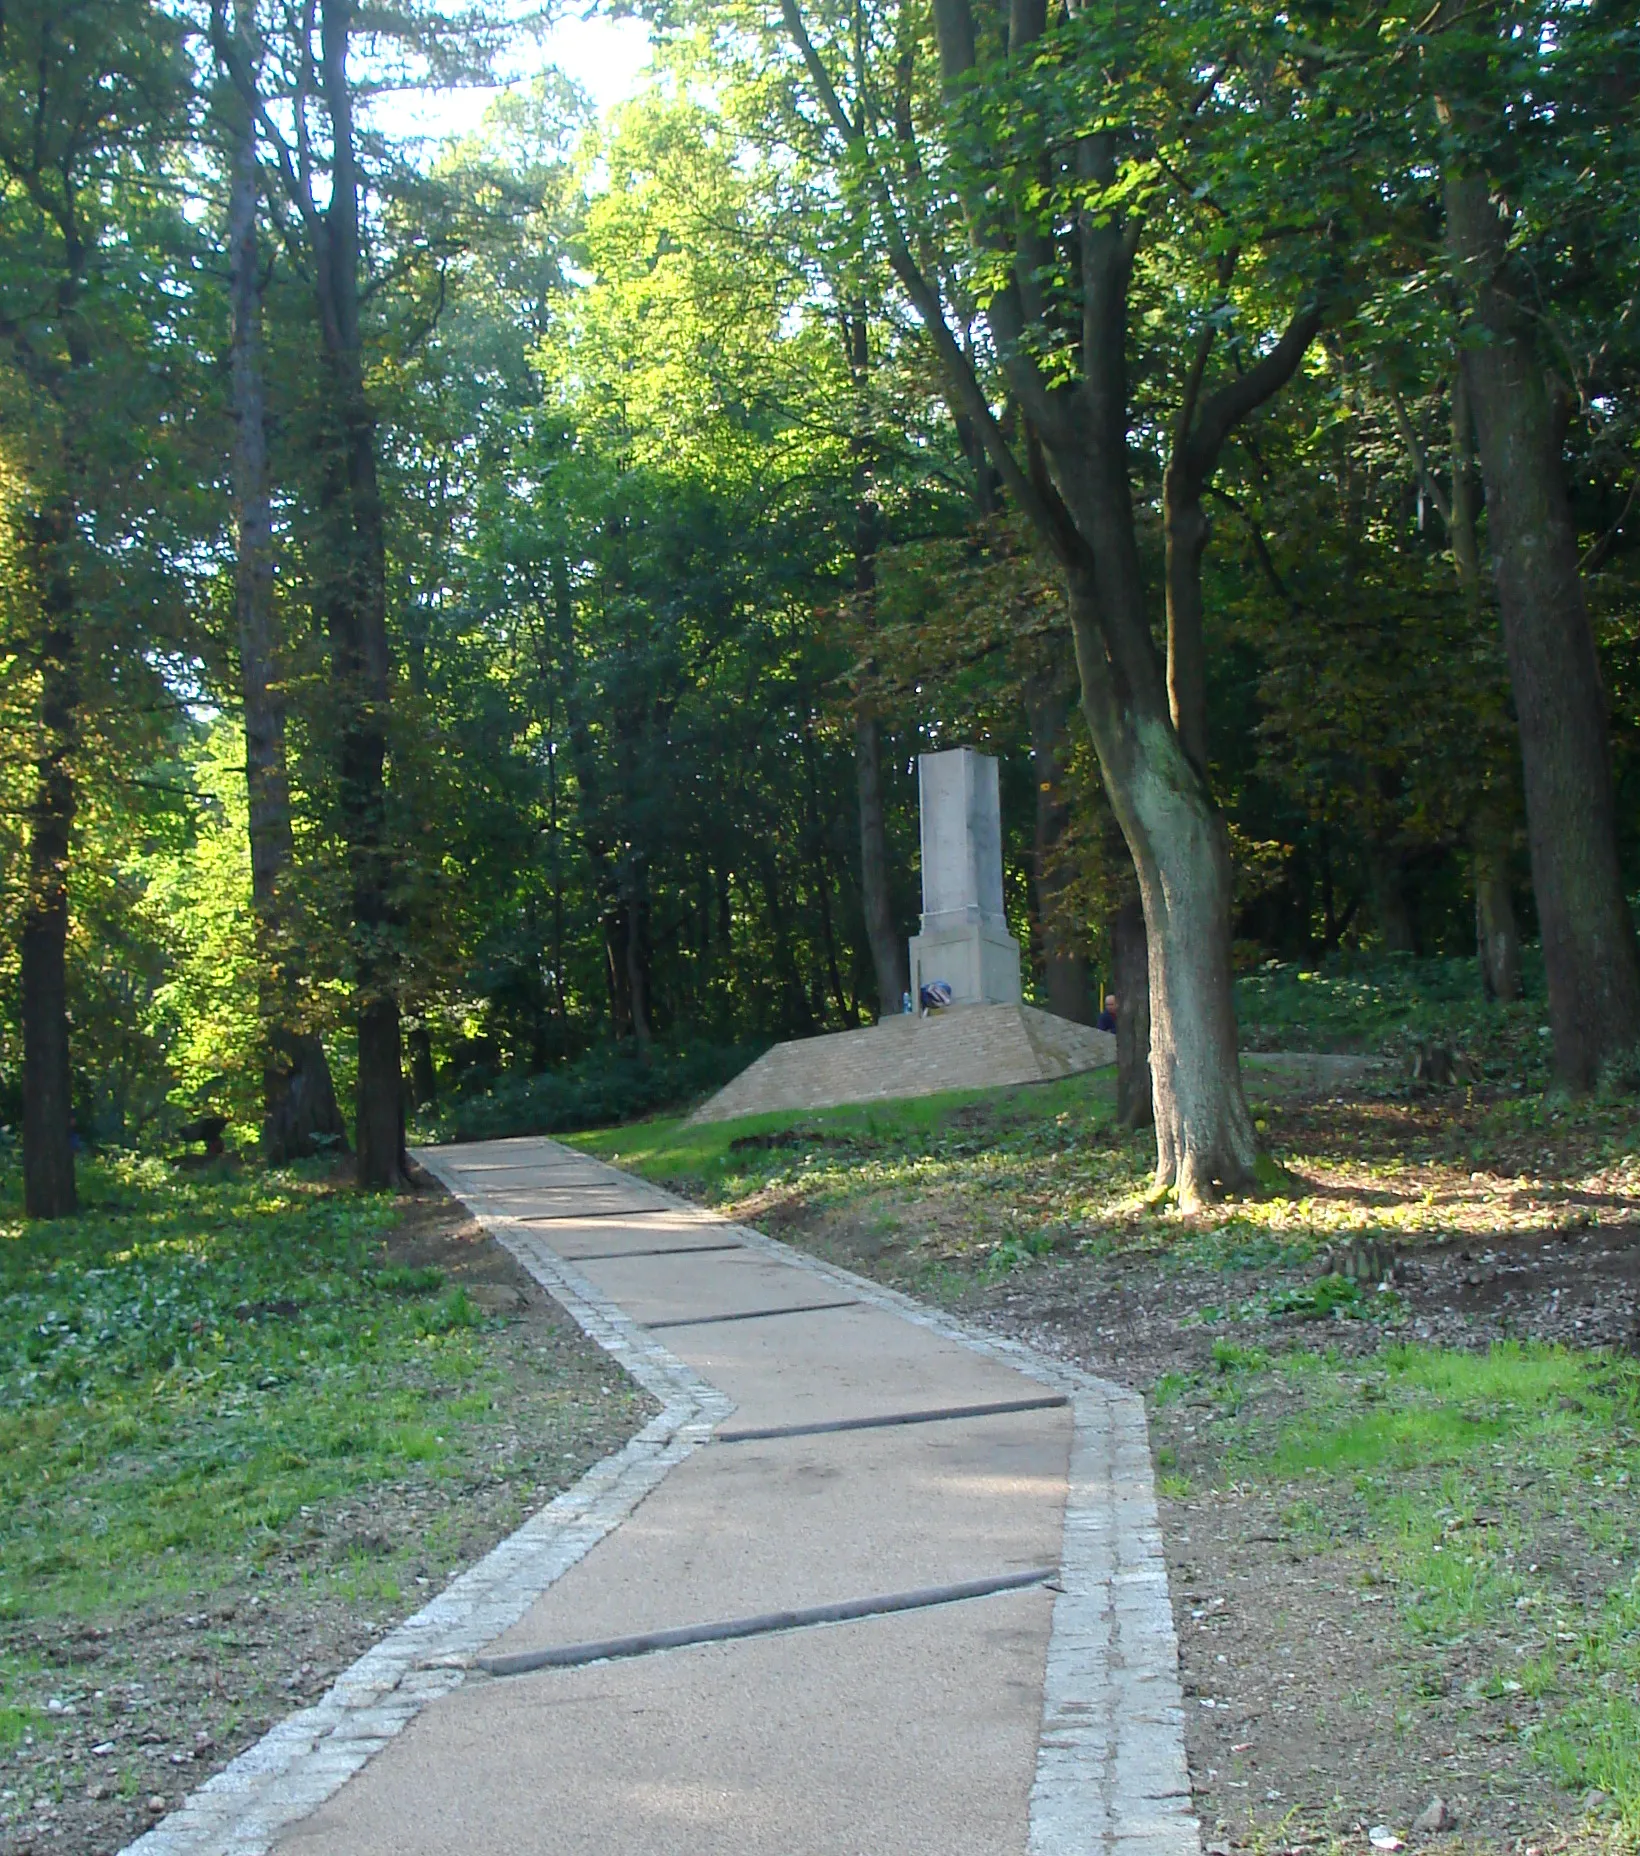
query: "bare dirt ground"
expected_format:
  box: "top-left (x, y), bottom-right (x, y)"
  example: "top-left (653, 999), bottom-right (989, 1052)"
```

top-left (0, 1192), bottom-right (650, 1856)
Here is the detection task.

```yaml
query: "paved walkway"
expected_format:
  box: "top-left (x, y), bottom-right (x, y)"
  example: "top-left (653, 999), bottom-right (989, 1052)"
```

top-left (128, 1138), bottom-right (1196, 1856)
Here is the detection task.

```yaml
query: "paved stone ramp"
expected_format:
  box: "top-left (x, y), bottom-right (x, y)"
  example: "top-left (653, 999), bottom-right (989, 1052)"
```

top-left (124, 1138), bottom-right (1195, 1856)
top-left (691, 1003), bottom-right (1116, 1123)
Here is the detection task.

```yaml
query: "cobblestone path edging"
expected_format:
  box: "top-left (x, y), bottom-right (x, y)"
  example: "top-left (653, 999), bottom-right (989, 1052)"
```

top-left (122, 1139), bottom-right (1196, 1856)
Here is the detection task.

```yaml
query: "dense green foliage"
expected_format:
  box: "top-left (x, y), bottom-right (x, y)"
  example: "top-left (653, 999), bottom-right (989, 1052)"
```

top-left (417, 1039), bottom-right (764, 1142)
top-left (2, 0), bottom-right (1638, 1157)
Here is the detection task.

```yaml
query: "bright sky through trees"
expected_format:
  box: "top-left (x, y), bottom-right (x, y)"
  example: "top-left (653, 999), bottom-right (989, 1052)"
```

top-left (384, 9), bottom-right (654, 144)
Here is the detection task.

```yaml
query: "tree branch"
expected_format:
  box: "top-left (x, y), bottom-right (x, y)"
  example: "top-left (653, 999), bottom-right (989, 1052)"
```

top-left (779, 0), bottom-right (1081, 564)
top-left (1178, 298), bottom-right (1324, 490)
top-left (209, 0), bottom-right (321, 242)
top-left (1580, 469), bottom-right (1640, 575)
top-left (1381, 373), bottom-right (1453, 527)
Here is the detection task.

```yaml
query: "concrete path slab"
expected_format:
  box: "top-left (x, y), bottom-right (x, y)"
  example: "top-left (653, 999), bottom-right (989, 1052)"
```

top-left (125, 1136), bottom-right (1197, 1856)
top-left (479, 1408), bottom-right (1072, 1650)
top-left (281, 1595), bottom-right (1054, 1856)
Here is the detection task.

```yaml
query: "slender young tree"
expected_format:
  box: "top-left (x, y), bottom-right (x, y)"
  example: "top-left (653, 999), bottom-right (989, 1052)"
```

top-left (842, 307), bottom-right (910, 1017)
top-left (1024, 666), bottom-right (1092, 1023)
top-left (1382, 365), bottom-right (1524, 1000)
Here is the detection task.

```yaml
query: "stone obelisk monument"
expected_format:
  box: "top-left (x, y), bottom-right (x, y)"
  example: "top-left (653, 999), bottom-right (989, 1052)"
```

top-left (907, 747), bottom-right (1022, 1009)
top-left (688, 744), bottom-right (1113, 1122)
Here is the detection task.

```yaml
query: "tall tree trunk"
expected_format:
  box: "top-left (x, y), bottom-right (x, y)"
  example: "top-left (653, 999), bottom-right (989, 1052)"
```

top-left (1448, 367), bottom-right (1484, 597)
top-left (1043, 155), bottom-right (1273, 1204)
top-left (1448, 370), bottom-right (1526, 1004)
top-left (225, 45), bottom-right (345, 1162)
top-left (215, 0), bottom-right (404, 1178)
top-left (318, 0), bottom-right (402, 1184)
top-left (845, 309), bottom-right (907, 1018)
top-left (1071, 570), bottom-right (1254, 1201)
top-left (6, 166), bottom-right (93, 1216)
top-left (1474, 841), bottom-right (1523, 1002)
top-left (855, 712), bottom-right (906, 1015)
top-left (801, 719), bottom-right (856, 1024)
top-left (1025, 670), bottom-right (1091, 1022)
top-left (1368, 844), bottom-right (1417, 954)
top-left (21, 505), bottom-right (77, 1219)
top-left (1111, 896), bottom-right (1152, 1129)
top-left (603, 914), bottom-right (631, 1039)
top-left (758, 855), bottom-right (815, 1036)
top-left (622, 869), bottom-right (653, 1057)
top-left (406, 1023), bottom-right (438, 1107)
top-left (1445, 170), bottom-right (1640, 1087)
top-left (812, 851), bottom-right (853, 1024)
top-left (783, 0), bottom-right (1309, 1200)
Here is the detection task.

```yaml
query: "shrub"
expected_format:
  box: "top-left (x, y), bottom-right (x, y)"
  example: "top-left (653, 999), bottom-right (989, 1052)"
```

top-left (417, 1040), bottom-right (766, 1143)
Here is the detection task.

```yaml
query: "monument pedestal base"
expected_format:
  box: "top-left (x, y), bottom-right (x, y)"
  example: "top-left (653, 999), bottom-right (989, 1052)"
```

top-left (688, 1004), bottom-right (1115, 1123)
top-left (909, 921), bottom-right (1022, 1010)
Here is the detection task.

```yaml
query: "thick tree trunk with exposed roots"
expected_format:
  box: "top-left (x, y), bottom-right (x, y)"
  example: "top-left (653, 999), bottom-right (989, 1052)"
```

top-left (1070, 588), bottom-right (1257, 1205)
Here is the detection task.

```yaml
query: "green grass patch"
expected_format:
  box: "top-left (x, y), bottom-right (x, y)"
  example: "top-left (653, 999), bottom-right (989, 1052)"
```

top-left (0, 1705), bottom-right (41, 1750)
top-left (568, 1070), bottom-right (1151, 1286)
top-left (1202, 1342), bottom-right (1640, 1833)
top-left (569, 1067), bottom-right (1118, 1190)
top-left (0, 1155), bottom-right (598, 1634)
top-left (1234, 951), bottom-right (1550, 1079)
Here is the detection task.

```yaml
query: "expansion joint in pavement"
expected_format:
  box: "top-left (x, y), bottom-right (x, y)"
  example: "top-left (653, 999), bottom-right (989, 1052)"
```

top-left (514, 1205), bottom-right (676, 1222)
top-left (567, 1240), bottom-right (745, 1261)
top-left (476, 1565), bottom-right (1061, 1678)
top-left (714, 1392), bottom-right (1070, 1444)
top-left (646, 1297), bottom-right (859, 1329)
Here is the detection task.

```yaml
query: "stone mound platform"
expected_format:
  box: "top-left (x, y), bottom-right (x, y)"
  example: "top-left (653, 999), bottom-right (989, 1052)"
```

top-left (689, 1003), bottom-right (1115, 1124)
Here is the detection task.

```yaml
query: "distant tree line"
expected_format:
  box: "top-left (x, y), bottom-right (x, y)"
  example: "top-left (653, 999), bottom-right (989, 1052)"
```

top-left (2, 0), bottom-right (1637, 1213)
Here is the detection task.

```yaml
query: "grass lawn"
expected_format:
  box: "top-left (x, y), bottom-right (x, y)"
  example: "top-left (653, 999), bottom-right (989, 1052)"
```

top-left (566, 1004), bottom-right (1640, 1854)
top-left (0, 1154), bottom-right (651, 1854)
top-left (571, 1058), bottom-right (1640, 1277)
top-left (1154, 1340), bottom-right (1640, 1851)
